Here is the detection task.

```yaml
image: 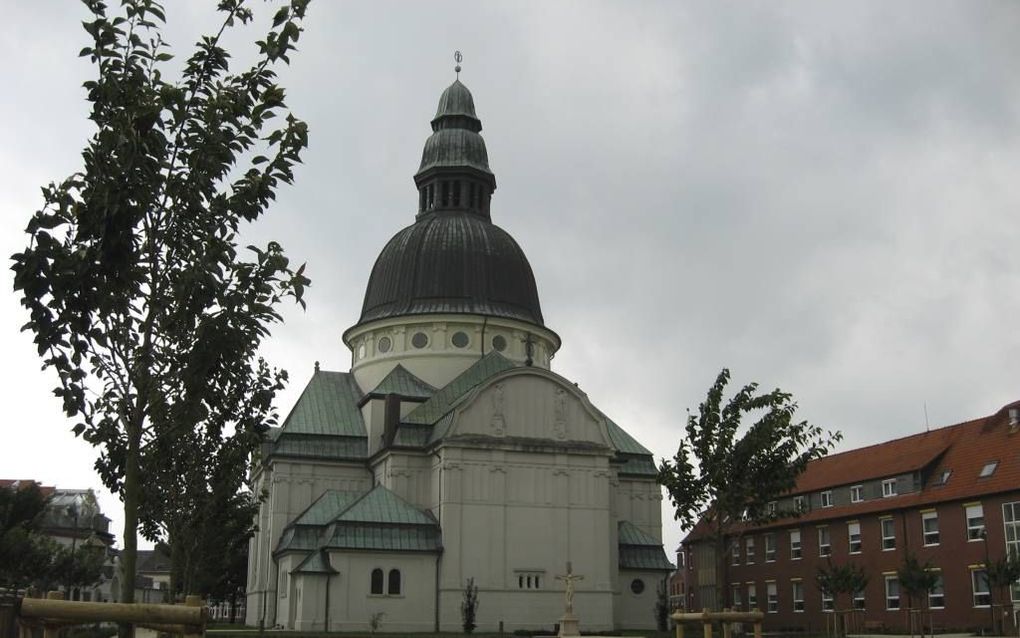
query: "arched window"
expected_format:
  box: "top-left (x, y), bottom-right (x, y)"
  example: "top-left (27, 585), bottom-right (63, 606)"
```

top-left (452, 181), bottom-right (461, 207)
top-left (388, 569), bottom-right (401, 595)
top-left (370, 568), bottom-right (384, 595)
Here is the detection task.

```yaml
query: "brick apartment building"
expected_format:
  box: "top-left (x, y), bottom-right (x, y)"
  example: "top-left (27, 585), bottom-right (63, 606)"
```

top-left (676, 400), bottom-right (1020, 634)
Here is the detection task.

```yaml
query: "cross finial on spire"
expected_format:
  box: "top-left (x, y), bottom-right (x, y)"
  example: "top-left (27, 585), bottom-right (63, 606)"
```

top-left (314, 360), bottom-right (320, 372)
top-left (454, 50), bottom-right (462, 78)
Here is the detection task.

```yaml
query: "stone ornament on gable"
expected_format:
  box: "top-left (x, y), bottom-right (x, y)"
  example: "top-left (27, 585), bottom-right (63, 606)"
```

top-left (554, 387), bottom-right (568, 439)
top-left (490, 383), bottom-right (506, 436)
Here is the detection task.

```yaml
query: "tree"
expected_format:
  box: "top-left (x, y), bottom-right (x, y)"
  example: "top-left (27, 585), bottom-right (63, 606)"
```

top-left (658, 368), bottom-right (841, 610)
top-left (897, 553), bottom-right (939, 638)
top-left (461, 577), bottom-right (479, 634)
top-left (816, 560), bottom-right (868, 638)
top-left (0, 483), bottom-right (61, 589)
top-left (11, 0), bottom-right (311, 609)
top-left (655, 578), bottom-right (670, 632)
top-left (985, 552), bottom-right (1020, 635)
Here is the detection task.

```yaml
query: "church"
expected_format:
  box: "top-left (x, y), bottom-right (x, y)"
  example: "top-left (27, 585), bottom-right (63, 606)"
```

top-left (244, 69), bottom-right (673, 633)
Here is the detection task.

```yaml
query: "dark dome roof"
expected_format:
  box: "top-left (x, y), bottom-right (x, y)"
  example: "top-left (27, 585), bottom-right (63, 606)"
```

top-left (358, 212), bottom-right (544, 326)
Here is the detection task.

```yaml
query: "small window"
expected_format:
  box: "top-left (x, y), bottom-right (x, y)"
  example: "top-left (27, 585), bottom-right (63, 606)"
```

top-left (885, 575), bottom-right (900, 610)
top-left (979, 461), bottom-right (998, 478)
top-left (922, 511), bottom-right (940, 545)
top-left (933, 469), bottom-right (951, 485)
top-left (747, 584), bottom-right (757, 609)
top-left (370, 568), bottom-right (384, 595)
top-left (411, 332), bottom-right (429, 349)
top-left (377, 336), bottom-right (392, 353)
top-left (767, 501), bottom-right (777, 516)
top-left (731, 541), bottom-right (740, 566)
top-left (972, 569), bottom-right (990, 607)
top-left (881, 518), bottom-right (896, 550)
top-left (793, 495), bottom-right (806, 512)
top-left (491, 335), bottom-right (507, 352)
top-left (731, 584), bottom-right (742, 610)
top-left (764, 533), bottom-right (776, 562)
top-left (929, 573), bottom-right (945, 609)
top-left (792, 580), bottom-right (804, 612)
top-left (789, 529), bottom-right (802, 560)
top-left (853, 589), bottom-right (866, 610)
top-left (818, 526), bottom-right (831, 556)
top-left (452, 180), bottom-right (461, 207)
top-left (848, 522), bottom-right (862, 554)
top-left (388, 569), bottom-right (401, 595)
top-left (451, 331), bottom-right (469, 348)
top-left (821, 491), bottom-right (833, 508)
top-left (882, 479), bottom-right (897, 497)
top-left (821, 591), bottom-right (834, 612)
top-left (766, 581), bottom-right (778, 613)
top-left (850, 485), bottom-right (863, 503)
top-left (631, 579), bottom-right (645, 594)
top-left (357, 343), bottom-right (366, 359)
top-left (745, 537), bottom-right (755, 564)
top-left (441, 181), bottom-right (450, 206)
top-left (966, 503), bottom-right (985, 540)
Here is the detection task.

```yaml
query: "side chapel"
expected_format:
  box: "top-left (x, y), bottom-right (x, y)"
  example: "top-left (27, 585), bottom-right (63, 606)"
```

top-left (245, 68), bottom-right (673, 632)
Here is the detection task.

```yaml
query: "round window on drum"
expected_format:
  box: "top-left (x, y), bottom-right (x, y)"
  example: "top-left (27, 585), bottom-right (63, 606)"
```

top-left (491, 335), bottom-right (507, 352)
top-left (452, 331), bottom-right (469, 348)
top-left (411, 332), bottom-right (429, 349)
top-left (377, 336), bottom-right (392, 353)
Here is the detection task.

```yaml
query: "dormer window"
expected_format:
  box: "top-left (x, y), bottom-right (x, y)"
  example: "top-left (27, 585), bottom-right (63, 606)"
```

top-left (933, 469), bottom-right (951, 485)
top-left (979, 461), bottom-right (998, 478)
top-left (820, 491), bottom-right (833, 508)
top-left (882, 479), bottom-right (897, 497)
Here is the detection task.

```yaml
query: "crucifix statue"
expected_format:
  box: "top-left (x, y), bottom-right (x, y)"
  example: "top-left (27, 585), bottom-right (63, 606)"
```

top-left (555, 561), bottom-right (585, 614)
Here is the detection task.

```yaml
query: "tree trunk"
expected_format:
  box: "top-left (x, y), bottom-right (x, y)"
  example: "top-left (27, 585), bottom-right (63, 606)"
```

top-left (118, 425), bottom-right (141, 638)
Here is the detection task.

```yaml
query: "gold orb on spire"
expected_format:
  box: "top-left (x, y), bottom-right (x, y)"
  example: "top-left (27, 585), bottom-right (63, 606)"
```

top-left (454, 50), bottom-right (462, 77)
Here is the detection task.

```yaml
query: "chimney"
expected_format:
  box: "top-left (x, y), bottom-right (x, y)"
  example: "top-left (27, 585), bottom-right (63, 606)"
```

top-left (1009, 407), bottom-right (1019, 432)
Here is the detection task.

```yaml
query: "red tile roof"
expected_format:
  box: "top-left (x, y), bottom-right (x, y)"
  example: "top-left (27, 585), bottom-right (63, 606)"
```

top-left (682, 400), bottom-right (1020, 541)
top-left (0, 479), bottom-right (56, 498)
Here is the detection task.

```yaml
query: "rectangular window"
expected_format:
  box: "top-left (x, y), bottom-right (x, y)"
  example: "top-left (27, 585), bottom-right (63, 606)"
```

top-left (848, 521), bottom-right (862, 554)
top-left (732, 541), bottom-right (740, 566)
top-left (922, 511), bottom-right (940, 546)
top-left (1003, 502), bottom-right (1020, 558)
top-left (972, 568), bottom-right (990, 607)
top-left (881, 517), bottom-right (896, 550)
top-left (745, 537), bottom-right (755, 564)
top-left (853, 588), bottom-right (866, 610)
top-left (821, 591), bottom-right (834, 612)
top-left (766, 581), bottom-right (778, 613)
top-left (966, 503), bottom-right (985, 540)
top-left (794, 495), bottom-right (806, 512)
top-left (731, 584), bottom-right (742, 610)
top-left (792, 580), bottom-right (804, 612)
top-left (747, 584), bottom-right (757, 610)
top-left (790, 529), bottom-right (802, 560)
top-left (850, 485), bottom-right (863, 503)
top-left (767, 501), bottom-right (777, 516)
top-left (885, 575), bottom-right (900, 610)
top-left (929, 573), bottom-right (945, 609)
top-left (979, 461), bottom-right (998, 478)
top-left (765, 533), bottom-right (776, 562)
top-left (818, 526), bottom-right (831, 556)
top-left (882, 478), bottom-right (897, 497)
top-left (821, 491), bottom-right (833, 508)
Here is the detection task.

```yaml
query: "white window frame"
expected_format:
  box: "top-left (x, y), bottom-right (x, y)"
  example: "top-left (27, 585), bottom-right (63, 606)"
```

top-left (881, 517), bottom-right (896, 551)
top-left (765, 533), bottom-right (776, 563)
top-left (928, 572), bottom-right (945, 609)
top-left (848, 521), bottom-right (862, 554)
top-left (766, 581), bottom-right (778, 613)
top-left (966, 503), bottom-right (985, 541)
top-left (745, 536), bottom-right (755, 564)
top-left (818, 526), bottom-right (831, 556)
top-left (767, 501), bottom-right (777, 516)
top-left (821, 590), bottom-right (834, 612)
top-left (972, 568), bottom-right (990, 607)
top-left (821, 490), bottom-right (833, 508)
top-left (792, 580), bottom-right (804, 612)
top-left (922, 510), bottom-right (940, 546)
top-left (731, 584), bottom-right (742, 610)
top-left (1003, 501), bottom-right (1020, 558)
top-left (731, 540), bottom-right (740, 566)
top-left (853, 588), bottom-right (866, 610)
top-left (789, 529), bottom-right (802, 560)
top-left (882, 479), bottom-right (897, 497)
top-left (885, 575), bottom-right (900, 610)
top-left (793, 495), bottom-right (806, 512)
top-left (850, 485), bottom-right (863, 503)
top-left (747, 583), bottom-right (757, 610)
top-left (979, 461), bottom-right (998, 478)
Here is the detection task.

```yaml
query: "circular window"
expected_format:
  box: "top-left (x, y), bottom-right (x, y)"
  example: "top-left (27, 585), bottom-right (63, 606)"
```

top-left (377, 336), bottom-right (392, 353)
top-left (491, 335), bottom-right (507, 352)
top-left (452, 331), bottom-right (469, 348)
top-left (357, 343), bottom-right (366, 359)
top-left (630, 579), bottom-right (645, 595)
top-left (411, 332), bottom-right (429, 349)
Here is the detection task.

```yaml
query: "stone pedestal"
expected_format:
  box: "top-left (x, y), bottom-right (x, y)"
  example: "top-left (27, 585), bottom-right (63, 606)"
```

top-left (558, 612), bottom-right (580, 637)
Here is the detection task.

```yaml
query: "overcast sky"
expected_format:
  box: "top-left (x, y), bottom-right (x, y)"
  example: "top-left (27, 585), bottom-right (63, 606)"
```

top-left (2, 2), bottom-right (1019, 559)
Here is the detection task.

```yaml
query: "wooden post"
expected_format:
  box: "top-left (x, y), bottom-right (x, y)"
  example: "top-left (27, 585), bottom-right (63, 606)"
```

top-left (42, 592), bottom-right (64, 638)
top-left (722, 608), bottom-right (732, 638)
top-left (182, 596), bottom-right (204, 638)
top-left (676, 618), bottom-right (685, 638)
top-left (702, 608), bottom-right (712, 638)
top-left (753, 618), bottom-right (762, 638)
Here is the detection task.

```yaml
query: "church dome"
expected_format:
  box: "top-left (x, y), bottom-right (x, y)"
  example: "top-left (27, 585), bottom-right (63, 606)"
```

top-left (355, 77), bottom-right (545, 328)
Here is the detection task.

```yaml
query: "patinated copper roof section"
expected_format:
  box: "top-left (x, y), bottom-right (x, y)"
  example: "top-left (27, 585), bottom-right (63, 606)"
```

top-left (358, 79), bottom-right (544, 327)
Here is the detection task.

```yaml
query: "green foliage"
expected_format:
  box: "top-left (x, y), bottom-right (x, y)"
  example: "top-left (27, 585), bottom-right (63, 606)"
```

top-left (897, 553), bottom-right (939, 609)
top-left (658, 369), bottom-right (841, 532)
top-left (461, 577), bottom-right (479, 634)
top-left (0, 483), bottom-right (59, 588)
top-left (816, 559), bottom-right (869, 608)
top-left (368, 612), bottom-right (385, 634)
top-left (11, 0), bottom-right (312, 604)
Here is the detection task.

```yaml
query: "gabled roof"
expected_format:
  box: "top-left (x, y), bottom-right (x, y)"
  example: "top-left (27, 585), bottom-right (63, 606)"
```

top-left (294, 550), bottom-right (337, 574)
top-left (619, 520), bottom-right (662, 547)
top-left (324, 523), bottom-right (442, 552)
top-left (293, 490), bottom-right (363, 526)
top-left (404, 352), bottom-right (516, 425)
top-left (336, 485), bottom-right (437, 526)
top-left (366, 365), bottom-right (436, 401)
top-left (278, 370), bottom-right (365, 437)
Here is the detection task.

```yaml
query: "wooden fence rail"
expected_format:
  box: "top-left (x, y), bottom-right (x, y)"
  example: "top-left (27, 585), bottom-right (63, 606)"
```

top-left (672, 608), bottom-right (764, 638)
top-left (16, 591), bottom-right (206, 638)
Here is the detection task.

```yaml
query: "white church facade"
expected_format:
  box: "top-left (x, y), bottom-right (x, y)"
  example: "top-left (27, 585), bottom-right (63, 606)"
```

top-left (244, 73), bottom-right (673, 633)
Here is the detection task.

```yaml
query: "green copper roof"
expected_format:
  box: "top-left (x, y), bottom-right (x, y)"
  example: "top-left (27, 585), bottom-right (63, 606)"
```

top-left (619, 545), bottom-right (675, 571)
top-left (619, 520), bottom-right (661, 547)
top-left (293, 490), bottom-right (363, 526)
top-left (272, 435), bottom-right (366, 461)
top-left (405, 352), bottom-right (516, 426)
top-left (276, 526), bottom-right (324, 554)
top-left (393, 424), bottom-right (432, 447)
top-left (279, 371), bottom-right (365, 437)
top-left (294, 551), bottom-right (337, 574)
top-left (325, 523), bottom-right (442, 553)
top-left (369, 365), bottom-right (435, 400)
top-left (337, 485), bottom-right (437, 525)
top-left (601, 411), bottom-right (652, 455)
top-left (616, 455), bottom-right (658, 477)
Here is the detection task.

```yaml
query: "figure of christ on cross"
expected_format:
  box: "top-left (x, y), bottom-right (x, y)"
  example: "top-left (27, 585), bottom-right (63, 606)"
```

top-left (555, 562), bottom-right (585, 614)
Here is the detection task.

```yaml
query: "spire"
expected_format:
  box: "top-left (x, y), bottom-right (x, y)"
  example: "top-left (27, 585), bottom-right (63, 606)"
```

top-left (454, 50), bottom-right (462, 79)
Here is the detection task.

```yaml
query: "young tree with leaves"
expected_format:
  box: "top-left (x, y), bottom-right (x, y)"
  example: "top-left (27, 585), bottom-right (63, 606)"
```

top-left (816, 560), bottom-right (868, 638)
top-left (985, 553), bottom-right (1020, 635)
top-left (11, 0), bottom-right (311, 608)
top-left (461, 577), bottom-right (479, 634)
top-left (658, 368), bottom-right (841, 610)
top-left (897, 554), bottom-right (939, 638)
